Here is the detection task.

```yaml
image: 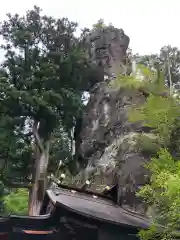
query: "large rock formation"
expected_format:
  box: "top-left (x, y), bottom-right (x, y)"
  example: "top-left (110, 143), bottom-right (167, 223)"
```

top-left (76, 82), bottom-right (149, 210)
top-left (84, 26), bottom-right (130, 78)
top-left (73, 27), bottom-right (149, 213)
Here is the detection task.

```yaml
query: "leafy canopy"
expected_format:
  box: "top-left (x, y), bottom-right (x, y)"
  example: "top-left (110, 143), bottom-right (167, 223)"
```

top-left (0, 5), bottom-right (90, 183)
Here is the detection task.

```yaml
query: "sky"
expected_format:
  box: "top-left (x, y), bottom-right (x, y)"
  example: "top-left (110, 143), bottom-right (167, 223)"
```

top-left (0, 0), bottom-right (179, 58)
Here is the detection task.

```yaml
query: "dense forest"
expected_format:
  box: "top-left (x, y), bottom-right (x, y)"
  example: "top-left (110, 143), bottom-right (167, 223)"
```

top-left (0, 5), bottom-right (180, 240)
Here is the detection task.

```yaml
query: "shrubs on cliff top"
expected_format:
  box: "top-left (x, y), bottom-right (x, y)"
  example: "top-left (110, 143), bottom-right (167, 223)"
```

top-left (112, 64), bottom-right (180, 151)
top-left (110, 64), bottom-right (167, 95)
top-left (129, 94), bottom-right (179, 146)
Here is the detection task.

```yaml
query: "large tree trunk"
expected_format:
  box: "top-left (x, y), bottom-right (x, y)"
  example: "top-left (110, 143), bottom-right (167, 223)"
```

top-left (28, 121), bottom-right (50, 216)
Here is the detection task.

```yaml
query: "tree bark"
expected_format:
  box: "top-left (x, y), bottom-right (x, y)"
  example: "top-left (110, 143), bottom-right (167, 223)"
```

top-left (28, 120), bottom-right (50, 216)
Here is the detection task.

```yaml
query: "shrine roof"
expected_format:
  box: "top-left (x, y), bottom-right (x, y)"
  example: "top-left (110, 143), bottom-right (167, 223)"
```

top-left (46, 185), bottom-right (150, 230)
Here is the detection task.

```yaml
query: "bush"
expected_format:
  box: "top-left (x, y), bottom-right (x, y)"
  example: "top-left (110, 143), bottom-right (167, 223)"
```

top-left (137, 149), bottom-right (180, 240)
top-left (129, 94), bottom-right (179, 145)
top-left (3, 188), bottom-right (28, 215)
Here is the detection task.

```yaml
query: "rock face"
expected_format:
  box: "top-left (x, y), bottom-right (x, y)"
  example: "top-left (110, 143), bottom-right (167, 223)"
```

top-left (75, 27), bottom-right (149, 212)
top-left (76, 82), bottom-right (149, 212)
top-left (84, 26), bottom-right (130, 78)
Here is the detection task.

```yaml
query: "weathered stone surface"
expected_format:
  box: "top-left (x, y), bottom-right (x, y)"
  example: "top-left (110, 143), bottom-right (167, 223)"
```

top-left (84, 27), bottom-right (130, 78)
top-left (74, 27), bottom-right (150, 213)
top-left (75, 81), bottom-right (150, 212)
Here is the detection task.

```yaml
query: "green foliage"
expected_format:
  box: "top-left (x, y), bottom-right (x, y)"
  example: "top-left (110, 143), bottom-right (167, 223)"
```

top-left (111, 63), bottom-right (180, 239)
top-left (0, 5), bottom-right (91, 190)
top-left (135, 134), bottom-right (162, 155)
top-left (138, 224), bottom-right (157, 240)
top-left (110, 74), bottom-right (145, 90)
top-left (109, 64), bottom-right (147, 90)
top-left (0, 5), bottom-right (88, 133)
top-left (117, 63), bottom-right (180, 239)
top-left (137, 149), bottom-right (180, 240)
top-left (3, 189), bottom-right (28, 215)
top-left (129, 94), bottom-right (179, 145)
top-left (92, 19), bottom-right (106, 29)
top-left (136, 45), bottom-right (180, 90)
top-left (110, 64), bottom-right (166, 95)
top-left (111, 64), bottom-right (179, 155)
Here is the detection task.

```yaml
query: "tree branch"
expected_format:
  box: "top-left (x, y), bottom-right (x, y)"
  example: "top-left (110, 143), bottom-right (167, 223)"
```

top-left (33, 120), bottom-right (44, 152)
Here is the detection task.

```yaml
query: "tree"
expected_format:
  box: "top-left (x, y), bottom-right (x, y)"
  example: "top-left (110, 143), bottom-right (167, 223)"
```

top-left (0, 6), bottom-right (90, 215)
top-left (136, 45), bottom-right (180, 90)
top-left (92, 19), bottom-right (106, 30)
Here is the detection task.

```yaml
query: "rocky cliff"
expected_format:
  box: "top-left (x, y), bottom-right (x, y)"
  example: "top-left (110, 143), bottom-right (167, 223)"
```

top-left (73, 26), bottom-right (150, 213)
top-left (76, 81), bottom-right (150, 211)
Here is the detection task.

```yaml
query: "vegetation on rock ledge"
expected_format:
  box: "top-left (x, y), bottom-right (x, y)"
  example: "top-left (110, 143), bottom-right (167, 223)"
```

top-left (112, 64), bottom-right (180, 239)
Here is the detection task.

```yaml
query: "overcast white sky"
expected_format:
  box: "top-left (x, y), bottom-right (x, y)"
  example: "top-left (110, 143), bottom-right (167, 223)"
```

top-left (0, 0), bottom-right (179, 57)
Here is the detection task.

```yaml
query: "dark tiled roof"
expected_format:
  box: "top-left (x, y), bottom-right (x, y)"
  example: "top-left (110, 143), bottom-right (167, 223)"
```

top-left (46, 186), bottom-right (150, 229)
